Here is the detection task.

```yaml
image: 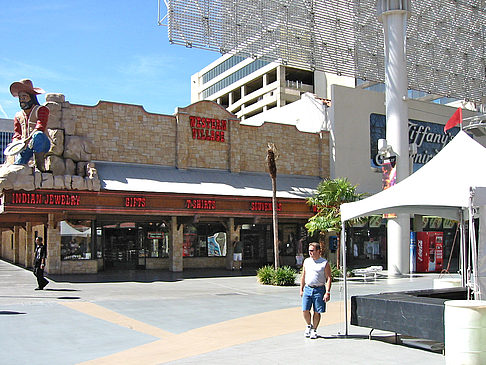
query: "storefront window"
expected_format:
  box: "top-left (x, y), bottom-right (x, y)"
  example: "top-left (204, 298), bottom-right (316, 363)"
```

top-left (183, 225), bottom-right (197, 257)
top-left (279, 224), bottom-right (298, 256)
top-left (183, 224), bottom-right (227, 257)
top-left (347, 216), bottom-right (387, 267)
top-left (60, 220), bottom-right (93, 260)
top-left (96, 227), bottom-right (103, 259)
top-left (208, 232), bottom-right (227, 256)
top-left (147, 230), bottom-right (169, 258)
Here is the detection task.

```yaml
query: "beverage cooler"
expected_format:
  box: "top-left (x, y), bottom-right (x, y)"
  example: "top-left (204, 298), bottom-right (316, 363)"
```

top-left (415, 231), bottom-right (443, 273)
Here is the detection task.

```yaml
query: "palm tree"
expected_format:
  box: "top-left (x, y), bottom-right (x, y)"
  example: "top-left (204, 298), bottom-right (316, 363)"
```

top-left (306, 178), bottom-right (365, 269)
top-left (266, 143), bottom-right (279, 269)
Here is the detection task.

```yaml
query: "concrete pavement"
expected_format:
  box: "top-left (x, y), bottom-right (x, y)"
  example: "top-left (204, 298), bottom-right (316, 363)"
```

top-left (0, 259), bottom-right (447, 364)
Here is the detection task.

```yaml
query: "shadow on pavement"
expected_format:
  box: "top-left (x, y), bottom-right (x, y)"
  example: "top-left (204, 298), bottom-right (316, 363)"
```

top-left (0, 311), bottom-right (27, 315)
top-left (43, 288), bottom-right (79, 292)
top-left (48, 267), bottom-right (259, 283)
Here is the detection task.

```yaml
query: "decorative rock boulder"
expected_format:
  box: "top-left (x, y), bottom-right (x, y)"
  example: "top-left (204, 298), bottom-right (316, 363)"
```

top-left (53, 175), bottom-right (65, 189)
top-left (0, 92), bottom-right (101, 195)
top-left (44, 101), bottom-right (62, 129)
top-left (71, 175), bottom-right (87, 190)
top-left (61, 104), bottom-right (75, 135)
top-left (64, 159), bottom-right (76, 176)
top-left (63, 175), bottom-right (72, 189)
top-left (64, 135), bottom-right (93, 162)
top-left (48, 128), bottom-right (64, 156)
top-left (40, 173), bottom-right (54, 189)
top-left (46, 155), bottom-right (65, 176)
top-left (45, 93), bottom-right (65, 103)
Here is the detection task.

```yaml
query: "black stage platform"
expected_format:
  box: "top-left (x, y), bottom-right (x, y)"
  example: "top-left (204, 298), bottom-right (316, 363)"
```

top-left (351, 287), bottom-right (467, 343)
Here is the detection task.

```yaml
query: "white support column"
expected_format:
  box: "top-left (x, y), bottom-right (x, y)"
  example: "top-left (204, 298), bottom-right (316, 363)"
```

top-left (378, 0), bottom-right (411, 275)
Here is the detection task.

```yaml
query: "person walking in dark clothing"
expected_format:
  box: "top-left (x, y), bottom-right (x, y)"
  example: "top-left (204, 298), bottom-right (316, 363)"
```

top-left (33, 237), bottom-right (48, 290)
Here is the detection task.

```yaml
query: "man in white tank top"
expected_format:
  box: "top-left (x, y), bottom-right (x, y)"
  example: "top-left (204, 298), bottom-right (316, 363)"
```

top-left (300, 242), bottom-right (332, 339)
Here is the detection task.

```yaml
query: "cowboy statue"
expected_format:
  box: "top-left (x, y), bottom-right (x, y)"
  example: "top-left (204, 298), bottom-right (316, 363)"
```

top-left (8, 79), bottom-right (51, 172)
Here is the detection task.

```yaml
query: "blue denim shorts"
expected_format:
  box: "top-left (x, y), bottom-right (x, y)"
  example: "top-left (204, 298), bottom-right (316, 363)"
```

top-left (302, 285), bottom-right (326, 313)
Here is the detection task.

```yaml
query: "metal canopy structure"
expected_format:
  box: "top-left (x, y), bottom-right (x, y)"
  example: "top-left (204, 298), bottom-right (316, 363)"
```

top-left (160, 0), bottom-right (486, 103)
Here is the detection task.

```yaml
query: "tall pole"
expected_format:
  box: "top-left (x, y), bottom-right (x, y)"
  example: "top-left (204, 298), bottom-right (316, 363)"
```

top-left (378, 0), bottom-right (411, 275)
top-left (341, 221), bottom-right (348, 336)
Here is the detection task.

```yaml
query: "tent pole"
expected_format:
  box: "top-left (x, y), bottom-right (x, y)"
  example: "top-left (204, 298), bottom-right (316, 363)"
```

top-left (460, 209), bottom-right (467, 287)
top-left (341, 221), bottom-right (348, 336)
top-left (468, 200), bottom-right (474, 299)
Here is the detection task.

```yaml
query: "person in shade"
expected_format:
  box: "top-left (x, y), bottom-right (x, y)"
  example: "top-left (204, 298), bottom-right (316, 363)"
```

top-left (300, 242), bottom-right (332, 339)
top-left (232, 238), bottom-right (243, 270)
top-left (9, 79), bottom-right (51, 172)
top-left (33, 237), bottom-right (49, 290)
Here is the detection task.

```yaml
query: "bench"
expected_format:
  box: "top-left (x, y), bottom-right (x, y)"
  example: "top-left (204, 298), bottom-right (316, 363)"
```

top-left (351, 265), bottom-right (383, 281)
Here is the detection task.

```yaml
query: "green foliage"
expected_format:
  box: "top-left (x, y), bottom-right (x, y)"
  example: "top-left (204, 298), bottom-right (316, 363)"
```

top-left (329, 263), bottom-right (354, 281)
top-left (257, 265), bottom-right (297, 286)
top-left (273, 266), bottom-right (298, 286)
top-left (256, 265), bottom-right (275, 285)
top-left (330, 263), bottom-right (341, 281)
top-left (306, 178), bottom-right (366, 235)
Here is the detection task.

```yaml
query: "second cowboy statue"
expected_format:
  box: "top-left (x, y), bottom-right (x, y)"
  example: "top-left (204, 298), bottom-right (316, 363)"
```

top-left (9, 79), bottom-right (51, 172)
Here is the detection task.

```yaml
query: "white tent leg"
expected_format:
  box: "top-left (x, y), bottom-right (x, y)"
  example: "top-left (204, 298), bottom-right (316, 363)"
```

top-left (469, 188), bottom-right (480, 299)
top-left (341, 221), bottom-right (348, 336)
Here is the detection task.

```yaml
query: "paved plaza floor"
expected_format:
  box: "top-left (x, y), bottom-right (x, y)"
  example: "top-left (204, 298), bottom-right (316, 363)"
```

top-left (0, 259), bottom-right (448, 364)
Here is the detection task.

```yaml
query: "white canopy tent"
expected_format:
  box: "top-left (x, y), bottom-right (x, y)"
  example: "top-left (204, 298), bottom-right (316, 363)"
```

top-left (341, 131), bottom-right (486, 222)
top-left (339, 131), bottom-right (486, 334)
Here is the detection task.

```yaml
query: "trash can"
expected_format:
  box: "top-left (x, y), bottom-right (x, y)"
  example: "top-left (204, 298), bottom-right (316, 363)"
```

top-left (444, 300), bottom-right (486, 365)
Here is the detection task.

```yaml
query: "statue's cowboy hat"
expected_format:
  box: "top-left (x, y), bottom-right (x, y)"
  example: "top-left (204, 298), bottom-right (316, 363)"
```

top-left (10, 79), bottom-right (45, 97)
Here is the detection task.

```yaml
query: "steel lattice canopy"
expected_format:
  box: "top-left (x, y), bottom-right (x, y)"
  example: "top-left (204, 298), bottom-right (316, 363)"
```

top-left (163, 0), bottom-right (486, 103)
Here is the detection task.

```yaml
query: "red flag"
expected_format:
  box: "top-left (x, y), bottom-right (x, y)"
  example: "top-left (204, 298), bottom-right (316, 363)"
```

top-left (444, 107), bottom-right (462, 133)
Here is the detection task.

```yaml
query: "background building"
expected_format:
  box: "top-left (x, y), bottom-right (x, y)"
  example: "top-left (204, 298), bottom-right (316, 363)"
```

top-left (191, 54), bottom-right (354, 121)
top-left (0, 119), bottom-right (13, 164)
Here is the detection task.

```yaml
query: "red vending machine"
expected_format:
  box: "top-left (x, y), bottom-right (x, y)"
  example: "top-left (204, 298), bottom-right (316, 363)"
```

top-left (416, 232), bottom-right (443, 273)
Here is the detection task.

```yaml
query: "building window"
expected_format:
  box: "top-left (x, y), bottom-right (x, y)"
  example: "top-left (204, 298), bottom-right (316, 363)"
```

top-left (183, 223), bottom-right (227, 257)
top-left (202, 59), bottom-right (270, 98)
top-left (202, 55), bottom-right (247, 83)
top-left (60, 220), bottom-right (93, 260)
top-left (0, 131), bottom-right (14, 164)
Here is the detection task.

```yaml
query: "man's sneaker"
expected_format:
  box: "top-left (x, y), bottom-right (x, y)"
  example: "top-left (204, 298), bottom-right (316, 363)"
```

top-left (304, 325), bottom-right (312, 338)
top-left (310, 329), bottom-right (318, 339)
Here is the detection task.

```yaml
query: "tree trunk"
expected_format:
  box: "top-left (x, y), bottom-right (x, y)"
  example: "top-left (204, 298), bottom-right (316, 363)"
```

top-left (272, 176), bottom-right (279, 269)
top-left (266, 143), bottom-right (279, 269)
top-left (336, 235), bottom-right (341, 270)
top-left (319, 232), bottom-right (328, 259)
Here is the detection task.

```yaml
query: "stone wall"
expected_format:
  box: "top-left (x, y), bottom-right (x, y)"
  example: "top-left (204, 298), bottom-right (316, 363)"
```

top-left (69, 99), bottom-right (330, 178)
top-left (60, 259), bottom-right (98, 274)
top-left (239, 123), bottom-right (326, 176)
top-left (145, 258), bottom-right (170, 270)
top-left (72, 102), bottom-right (176, 166)
top-left (182, 257), bottom-right (226, 269)
top-left (1, 230), bottom-right (14, 262)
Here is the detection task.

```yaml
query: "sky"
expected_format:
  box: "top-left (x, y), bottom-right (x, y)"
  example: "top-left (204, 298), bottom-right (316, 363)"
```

top-left (0, 1), bottom-right (220, 119)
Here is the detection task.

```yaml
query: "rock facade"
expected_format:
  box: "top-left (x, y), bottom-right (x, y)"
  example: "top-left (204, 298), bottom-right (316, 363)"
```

top-left (0, 93), bottom-right (100, 193)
